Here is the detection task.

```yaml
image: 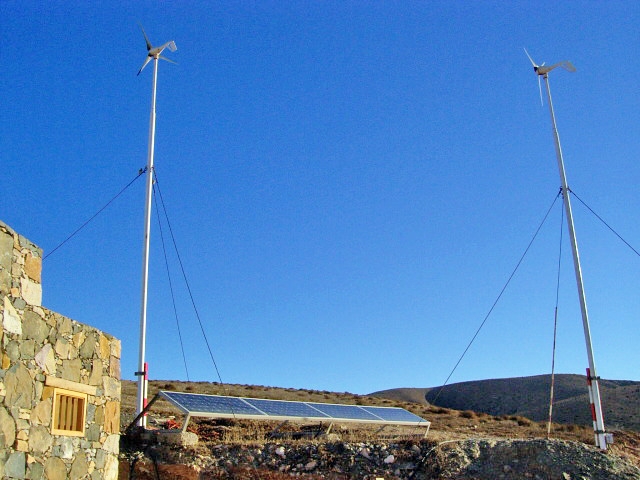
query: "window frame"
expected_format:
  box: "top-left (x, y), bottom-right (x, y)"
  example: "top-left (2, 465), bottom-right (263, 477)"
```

top-left (51, 387), bottom-right (88, 437)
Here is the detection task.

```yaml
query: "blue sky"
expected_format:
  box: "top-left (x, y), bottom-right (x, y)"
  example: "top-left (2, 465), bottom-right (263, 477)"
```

top-left (2, 1), bottom-right (639, 395)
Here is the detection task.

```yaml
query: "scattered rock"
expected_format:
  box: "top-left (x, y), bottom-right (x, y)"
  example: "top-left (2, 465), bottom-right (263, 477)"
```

top-left (359, 446), bottom-right (371, 459)
top-left (120, 437), bottom-right (640, 480)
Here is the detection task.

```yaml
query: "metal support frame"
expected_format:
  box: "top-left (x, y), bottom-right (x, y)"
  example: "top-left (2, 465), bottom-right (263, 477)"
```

top-left (127, 393), bottom-right (161, 434)
top-left (268, 420), bottom-right (290, 438)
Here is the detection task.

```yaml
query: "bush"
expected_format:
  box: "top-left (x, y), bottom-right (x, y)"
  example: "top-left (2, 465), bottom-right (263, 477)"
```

top-left (431, 407), bottom-right (450, 415)
top-left (516, 417), bottom-right (533, 427)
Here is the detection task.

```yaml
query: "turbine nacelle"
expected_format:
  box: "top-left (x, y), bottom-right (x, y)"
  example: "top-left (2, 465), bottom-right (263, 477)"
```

top-left (533, 60), bottom-right (576, 76)
top-left (137, 25), bottom-right (177, 76)
top-left (524, 48), bottom-right (576, 105)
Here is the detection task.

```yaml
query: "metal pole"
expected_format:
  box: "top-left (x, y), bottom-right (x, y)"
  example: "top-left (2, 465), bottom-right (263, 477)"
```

top-left (542, 73), bottom-right (607, 450)
top-left (136, 56), bottom-right (159, 428)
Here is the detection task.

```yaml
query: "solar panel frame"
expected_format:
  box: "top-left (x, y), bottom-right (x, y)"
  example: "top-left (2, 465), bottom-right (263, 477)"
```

top-left (157, 391), bottom-right (430, 432)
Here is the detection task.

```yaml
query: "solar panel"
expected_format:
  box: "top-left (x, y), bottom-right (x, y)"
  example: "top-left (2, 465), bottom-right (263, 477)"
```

top-left (160, 391), bottom-right (262, 416)
top-left (361, 406), bottom-right (427, 423)
top-left (309, 402), bottom-right (381, 421)
top-left (156, 391), bottom-right (430, 435)
top-left (244, 398), bottom-right (330, 419)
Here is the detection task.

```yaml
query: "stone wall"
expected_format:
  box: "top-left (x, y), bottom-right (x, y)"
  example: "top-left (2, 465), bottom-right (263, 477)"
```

top-left (1, 221), bottom-right (121, 479)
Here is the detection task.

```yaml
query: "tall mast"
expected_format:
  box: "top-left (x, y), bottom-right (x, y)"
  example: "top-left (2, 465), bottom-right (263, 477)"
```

top-left (541, 71), bottom-right (608, 450)
top-left (135, 27), bottom-right (177, 428)
top-left (136, 56), bottom-right (158, 428)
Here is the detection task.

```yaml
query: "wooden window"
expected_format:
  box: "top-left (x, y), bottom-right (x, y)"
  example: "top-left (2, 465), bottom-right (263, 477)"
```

top-left (51, 388), bottom-right (87, 436)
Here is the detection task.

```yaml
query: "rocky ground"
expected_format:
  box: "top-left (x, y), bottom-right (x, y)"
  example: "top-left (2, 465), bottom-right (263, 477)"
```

top-left (119, 434), bottom-right (640, 479)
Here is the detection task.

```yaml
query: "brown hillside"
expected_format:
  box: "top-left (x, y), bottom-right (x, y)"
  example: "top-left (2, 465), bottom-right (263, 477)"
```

top-left (371, 374), bottom-right (640, 431)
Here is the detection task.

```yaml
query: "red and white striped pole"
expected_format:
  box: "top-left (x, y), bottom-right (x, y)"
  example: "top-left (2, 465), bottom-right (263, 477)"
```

top-left (586, 369), bottom-right (597, 444)
top-left (143, 362), bottom-right (149, 427)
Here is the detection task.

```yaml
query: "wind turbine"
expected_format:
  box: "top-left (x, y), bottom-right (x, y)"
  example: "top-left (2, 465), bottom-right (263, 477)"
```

top-left (525, 48), bottom-right (576, 105)
top-left (136, 26), bottom-right (177, 428)
top-left (525, 49), bottom-right (609, 450)
top-left (137, 26), bottom-right (177, 76)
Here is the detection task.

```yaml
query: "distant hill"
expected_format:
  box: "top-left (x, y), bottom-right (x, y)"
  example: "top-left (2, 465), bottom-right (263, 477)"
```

top-left (370, 374), bottom-right (640, 431)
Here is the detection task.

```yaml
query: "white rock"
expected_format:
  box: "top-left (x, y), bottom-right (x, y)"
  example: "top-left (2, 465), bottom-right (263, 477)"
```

top-left (159, 430), bottom-right (198, 447)
top-left (103, 456), bottom-right (119, 480)
top-left (20, 277), bottom-right (42, 306)
top-left (3, 297), bottom-right (21, 334)
top-left (275, 446), bottom-right (286, 458)
top-left (57, 437), bottom-right (75, 459)
top-left (384, 454), bottom-right (395, 464)
top-left (102, 434), bottom-right (120, 454)
top-left (35, 344), bottom-right (56, 374)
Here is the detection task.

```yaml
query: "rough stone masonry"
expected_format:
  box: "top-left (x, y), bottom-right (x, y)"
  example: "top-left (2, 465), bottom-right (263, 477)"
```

top-left (1, 220), bottom-right (121, 479)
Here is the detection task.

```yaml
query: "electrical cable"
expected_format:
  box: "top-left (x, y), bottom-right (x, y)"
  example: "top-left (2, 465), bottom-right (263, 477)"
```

top-left (569, 189), bottom-right (640, 258)
top-left (151, 171), bottom-right (234, 407)
top-left (429, 191), bottom-right (561, 406)
top-left (44, 168), bottom-right (147, 260)
top-left (547, 202), bottom-right (564, 438)
top-left (152, 183), bottom-right (190, 381)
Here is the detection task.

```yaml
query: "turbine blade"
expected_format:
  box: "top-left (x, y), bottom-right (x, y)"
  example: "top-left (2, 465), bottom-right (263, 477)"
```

top-left (561, 60), bottom-right (576, 72)
top-left (538, 76), bottom-right (543, 107)
top-left (157, 41), bottom-right (177, 54)
top-left (139, 24), bottom-right (152, 51)
top-left (524, 47), bottom-right (538, 68)
top-left (137, 56), bottom-right (152, 76)
top-left (158, 55), bottom-right (177, 65)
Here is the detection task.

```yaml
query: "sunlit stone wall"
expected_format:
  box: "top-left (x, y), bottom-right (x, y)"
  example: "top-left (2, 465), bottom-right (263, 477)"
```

top-left (0, 221), bottom-right (121, 479)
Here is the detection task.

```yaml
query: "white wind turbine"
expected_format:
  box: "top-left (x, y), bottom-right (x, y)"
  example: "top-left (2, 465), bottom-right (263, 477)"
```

top-left (135, 26), bottom-right (177, 428)
top-left (525, 48), bottom-right (576, 105)
top-left (525, 48), bottom-right (609, 451)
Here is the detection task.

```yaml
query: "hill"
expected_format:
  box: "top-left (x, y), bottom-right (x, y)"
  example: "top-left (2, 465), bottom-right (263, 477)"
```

top-left (370, 374), bottom-right (640, 431)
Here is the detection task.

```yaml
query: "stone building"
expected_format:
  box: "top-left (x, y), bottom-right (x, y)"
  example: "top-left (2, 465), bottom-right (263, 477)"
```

top-left (0, 221), bottom-right (121, 479)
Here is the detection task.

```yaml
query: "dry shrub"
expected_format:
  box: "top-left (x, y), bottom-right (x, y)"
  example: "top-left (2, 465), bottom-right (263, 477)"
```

top-left (431, 407), bottom-right (450, 415)
top-left (557, 424), bottom-right (577, 432)
top-left (515, 416), bottom-right (533, 427)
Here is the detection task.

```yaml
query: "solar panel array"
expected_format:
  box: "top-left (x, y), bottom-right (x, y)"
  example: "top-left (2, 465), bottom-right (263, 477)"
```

top-left (159, 391), bottom-right (429, 427)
